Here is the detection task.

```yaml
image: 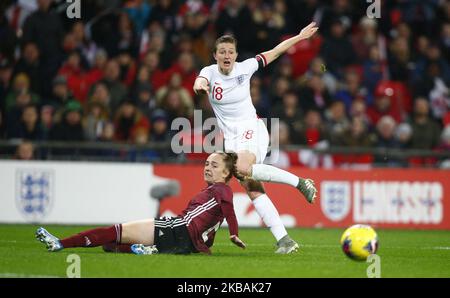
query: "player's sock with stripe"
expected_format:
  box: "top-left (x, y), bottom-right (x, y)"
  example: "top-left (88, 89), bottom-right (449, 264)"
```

top-left (60, 224), bottom-right (122, 248)
top-left (252, 194), bottom-right (287, 241)
top-left (251, 164), bottom-right (300, 187)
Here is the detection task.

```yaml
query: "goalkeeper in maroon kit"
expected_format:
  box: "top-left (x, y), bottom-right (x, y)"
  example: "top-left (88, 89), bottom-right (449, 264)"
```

top-left (36, 152), bottom-right (245, 255)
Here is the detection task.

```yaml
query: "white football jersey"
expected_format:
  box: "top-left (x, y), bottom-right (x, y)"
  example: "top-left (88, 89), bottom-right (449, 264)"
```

top-left (198, 56), bottom-right (265, 139)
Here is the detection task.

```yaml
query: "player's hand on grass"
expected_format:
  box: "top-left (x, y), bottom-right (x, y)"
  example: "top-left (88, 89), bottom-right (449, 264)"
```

top-left (299, 22), bottom-right (319, 40)
top-left (230, 235), bottom-right (246, 249)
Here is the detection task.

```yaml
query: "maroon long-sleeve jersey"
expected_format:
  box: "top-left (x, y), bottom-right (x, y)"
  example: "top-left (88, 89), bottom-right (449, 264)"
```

top-left (179, 182), bottom-right (238, 254)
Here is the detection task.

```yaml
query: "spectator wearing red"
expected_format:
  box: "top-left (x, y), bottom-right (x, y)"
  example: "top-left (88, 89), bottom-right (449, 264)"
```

top-left (367, 83), bottom-right (402, 126)
top-left (142, 50), bottom-right (167, 91)
top-left (295, 109), bottom-right (329, 147)
top-left (57, 51), bottom-right (92, 103)
top-left (165, 52), bottom-right (198, 97)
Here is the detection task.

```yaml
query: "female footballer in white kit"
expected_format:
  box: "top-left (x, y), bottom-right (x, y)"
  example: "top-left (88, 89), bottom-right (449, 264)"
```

top-left (193, 22), bottom-right (319, 254)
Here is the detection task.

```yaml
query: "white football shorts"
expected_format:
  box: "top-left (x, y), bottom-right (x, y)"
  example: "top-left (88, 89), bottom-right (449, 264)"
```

top-left (224, 118), bottom-right (269, 164)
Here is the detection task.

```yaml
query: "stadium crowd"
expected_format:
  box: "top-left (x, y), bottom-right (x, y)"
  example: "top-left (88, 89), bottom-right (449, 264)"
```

top-left (0, 0), bottom-right (449, 167)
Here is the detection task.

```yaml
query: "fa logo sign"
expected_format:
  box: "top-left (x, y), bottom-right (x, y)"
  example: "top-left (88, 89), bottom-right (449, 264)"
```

top-left (66, 0), bottom-right (81, 19)
top-left (366, 0), bottom-right (381, 19)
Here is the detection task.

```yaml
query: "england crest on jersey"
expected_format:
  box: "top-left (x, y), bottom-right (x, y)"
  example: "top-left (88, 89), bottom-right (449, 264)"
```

top-left (236, 75), bottom-right (245, 85)
top-left (16, 169), bottom-right (54, 222)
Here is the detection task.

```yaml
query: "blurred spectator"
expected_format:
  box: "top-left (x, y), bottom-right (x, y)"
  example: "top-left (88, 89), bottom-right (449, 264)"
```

top-left (334, 69), bottom-right (369, 112)
top-left (134, 82), bottom-right (155, 120)
top-left (395, 122), bottom-right (413, 149)
top-left (324, 101), bottom-right (350, 145)
top-left (0, 8), bottom-right (18, 62)
top-left (6, 104), bottom-right (44, 141)
top-left (339, 116), bottom-right (374, 148)
top-left (71, 21), bottom-right (98, 68)
top-left (165, 51), bottom-right (198, 97)
top-left (139, 21), bottom-right (173, 68)
top-left (14, 140), bottom-right (35, 160)
top-left (215, 0), bottom-right (255, 56)
top-left (270, 76), bottom-right (291, 105)
top-left (157, 87), bottom-right (194, 123)
top-left (375, 115), bottom-right (399, 149)
top-left (437, 125), bottom-right (450, 151)
top-left (150, 108), bottom-right (171, 143)
top-left (5, 0), bottom-right (37, 34)
top-left (349, 100), bottom-right (371, 127)
top-left (148, 0), bottom-right (180, 42)
top-left (250, 1), bottom-right (284, 54)
top-left (39, 105), bottom-right (54, 140)
top-left (13, 42), bottom-right (44, 96)
top-left (83, 102), bottom-right (110, 142)
top-left (301, 56), bottom-right (338, 95)
top-left (297, 74), bottom-right (332, 114)
top-left (409, 97), bottom-right (441, 150)
top-left (5, 73), bottom-right (40, 112)
top-left (47, 75), bottom-right (75, 110)
top-left (117, 50), bottom-right (137, 87)
top-left (49, 100), bottom-right (85, 141)
top-left (99, 59), bottom-right (127, 113)
top-left (124, 0), bottom-right (152, 37)
top-left (295, 109), bottom-right (329, 146)
top-left (142, 50), bottom-right (167, 91)
top-left (88, 82), bottom-right (112, 112)
top-left (387, 36), bottom-right (411, 82)
top-left (351, 17), bottom-right (387, 63)
top-left (156, 72), bottom-right (194, 118)
top-left (0, 58), bottom-right (13, 110)
top-left (440, 23), bottom-right (450, 63)
top-left (271, 90), bottom-right (303, 144)
top-left (319, 0), bottom-right (355, 38)
top-left (22, 0), bottom-right (64, 97)
top-left (114, 99), bottom-right (150, 142)
top-left (362, 44), bottom-right (388, 96)
top-left (250, 78), bottom-right (270, 120)
top-left (367, 84), bottom-right (402, 127)
top-left (114, 12), bottom-right (139, 58)
top-left (319, 18), bottom-right (355, 79)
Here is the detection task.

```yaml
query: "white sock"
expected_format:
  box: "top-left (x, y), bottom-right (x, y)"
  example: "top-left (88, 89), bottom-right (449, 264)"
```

top-left (251, 164), bottom-right (300, 188)
top-left (252, 194), bottom-right (287, 241)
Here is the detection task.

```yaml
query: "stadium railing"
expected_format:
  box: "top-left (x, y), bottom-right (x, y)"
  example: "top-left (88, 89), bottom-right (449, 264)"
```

top-left (0, 140), bottom-right (449, 168)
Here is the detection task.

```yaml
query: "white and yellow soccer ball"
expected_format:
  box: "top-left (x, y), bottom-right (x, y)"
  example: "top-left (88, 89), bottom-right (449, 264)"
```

top-left (340, 224), bottom-right (379, 261)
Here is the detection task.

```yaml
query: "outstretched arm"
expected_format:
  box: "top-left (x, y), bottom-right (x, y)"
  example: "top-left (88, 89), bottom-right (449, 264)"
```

top-left (193, 76), bottom-right (210, 95)
top-left (260, 22), bottom-right (319, 66)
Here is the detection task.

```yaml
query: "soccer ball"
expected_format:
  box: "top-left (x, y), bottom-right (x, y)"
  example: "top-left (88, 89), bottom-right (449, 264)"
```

top-left (340, 224), bottom-right (378, 261)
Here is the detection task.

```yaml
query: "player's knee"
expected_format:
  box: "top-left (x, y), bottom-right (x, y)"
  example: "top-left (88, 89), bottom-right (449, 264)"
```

top-left (242, 180), bottom-right (265, 199)
top-left (235, 160), bottom-right (253, 177)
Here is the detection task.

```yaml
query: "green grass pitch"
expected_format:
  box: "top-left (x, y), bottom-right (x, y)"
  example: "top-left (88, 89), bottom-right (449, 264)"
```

top-left (1, 224), bottom-right (449, 278)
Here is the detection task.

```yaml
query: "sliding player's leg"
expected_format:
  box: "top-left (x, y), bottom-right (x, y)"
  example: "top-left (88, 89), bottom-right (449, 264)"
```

top-left (36, 219), bottom-right (155, 252)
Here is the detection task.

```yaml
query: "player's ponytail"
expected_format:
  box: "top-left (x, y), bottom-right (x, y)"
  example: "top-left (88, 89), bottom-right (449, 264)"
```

top-left (217, 151), bottom-right (238, 183)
